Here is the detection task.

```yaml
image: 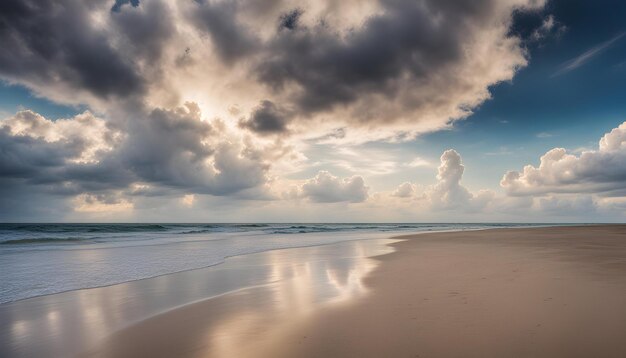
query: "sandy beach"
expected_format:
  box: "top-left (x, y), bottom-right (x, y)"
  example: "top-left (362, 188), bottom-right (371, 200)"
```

top-left (82, 225), bottom-right (626, 357)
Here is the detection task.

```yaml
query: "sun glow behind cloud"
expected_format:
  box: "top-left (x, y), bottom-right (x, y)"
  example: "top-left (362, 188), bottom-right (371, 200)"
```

top-left (1, 0), bottom-right (625, 222)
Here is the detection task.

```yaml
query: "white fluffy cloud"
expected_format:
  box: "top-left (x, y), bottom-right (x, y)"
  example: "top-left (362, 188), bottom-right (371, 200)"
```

top-left (392, 182), bottom-right (416, 198)
top-left (300, 171), bottom-right (369, 203)
top-left (427, 150), bottom-right (473, 209)
top-left (501, 121), bottom-right (626, 196)
top-left (389, 149), bottom-right (494, 211)
top-left (384, 147), bottom-right (605, 219)
top-left (1, 110), bottom-right (117, 164)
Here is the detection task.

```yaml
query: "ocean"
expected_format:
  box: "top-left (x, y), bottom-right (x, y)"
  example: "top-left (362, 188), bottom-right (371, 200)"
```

top-left (0, 223), bottom-right (545, 304)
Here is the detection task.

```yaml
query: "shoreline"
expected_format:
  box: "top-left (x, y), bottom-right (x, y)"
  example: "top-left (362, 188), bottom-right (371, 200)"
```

top-left (88, 225), bottom-right (626, 357)
top-left (0, 232), bottom-right (399, 305)
top-left (0, 224), bottom-right (547, 305)
top-left (2, 226), bottom-right (506, 304)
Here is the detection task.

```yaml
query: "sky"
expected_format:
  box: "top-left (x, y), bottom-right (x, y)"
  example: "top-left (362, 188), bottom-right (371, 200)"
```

top-left (1, 0), bottom-right (626, 222)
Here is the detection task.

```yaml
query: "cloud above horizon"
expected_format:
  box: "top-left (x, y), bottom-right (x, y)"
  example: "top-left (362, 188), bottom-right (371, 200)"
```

top-left (501, 121), bottom-right (626, 197)
top-left (299, 171), bottom-right (369, 203)
top-left (389, 149), bottom-right (495, 212)
top-left (0, 105), bottom-right (276, 212)
top-left (3, 0), bottom-right (625, 222)
top-left (0, 0), bottom-right (553, 219)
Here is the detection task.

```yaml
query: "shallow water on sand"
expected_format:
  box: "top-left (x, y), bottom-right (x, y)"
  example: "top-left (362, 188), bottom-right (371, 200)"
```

top-left (0, 238), bottom-right (398, 358)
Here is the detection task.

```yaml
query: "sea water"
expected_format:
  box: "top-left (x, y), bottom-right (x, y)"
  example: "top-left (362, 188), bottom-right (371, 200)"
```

top-left (0, 223), bottom-right (542, 304)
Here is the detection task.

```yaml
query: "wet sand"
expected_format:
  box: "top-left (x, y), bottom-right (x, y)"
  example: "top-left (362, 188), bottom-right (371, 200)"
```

top-left (0, 239), bottom-right (396, 357)
top-left (89, 225), bottom-right (626, 357)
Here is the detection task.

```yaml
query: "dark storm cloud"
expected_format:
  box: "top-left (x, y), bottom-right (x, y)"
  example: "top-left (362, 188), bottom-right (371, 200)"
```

top-left (0, 129), bottom-right (71, 178)
top-left (117, 103), bottom-right (216, 189)
top-left (0, 115), bottom-right (132, 193)
top-left (113, 104), bottom-right (268, 194)
top-left (0, 0), bottom-right (540, 127)
top-left (0, 0), bottom-right (145, 100)
top-left (115, 104), bottom-right (267, 195)
top-left (278, 8), bottom-right (303, 31)
top-left (238, 100), bottom-right (290, 134)
top-left (189, 0), bottom-right (258, 62)
top-left (0, 104), bottom-right (271, 200)
top-left (111, 0), bottom-right (140, 13)
top-left (256, 0), bottom-right (495, 114)
top-left (111, 0), bottom-right (175, 60)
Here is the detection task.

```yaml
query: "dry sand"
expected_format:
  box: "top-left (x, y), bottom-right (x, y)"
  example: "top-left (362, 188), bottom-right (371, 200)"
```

top-left (87, 225), bottom-right (626, 358)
